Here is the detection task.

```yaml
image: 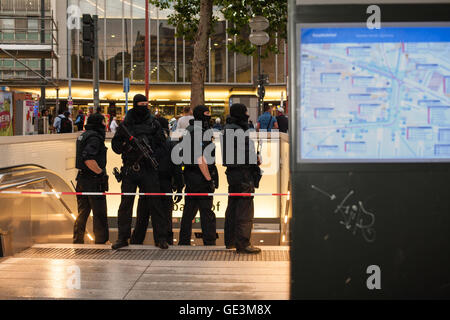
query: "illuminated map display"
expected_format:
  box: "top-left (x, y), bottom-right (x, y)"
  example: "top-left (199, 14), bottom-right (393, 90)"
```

top-left (299, 26), bottom-right (450, 161)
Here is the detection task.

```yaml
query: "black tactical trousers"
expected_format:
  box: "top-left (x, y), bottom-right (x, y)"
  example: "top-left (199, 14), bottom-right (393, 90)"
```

top-left (131, 176), bottom-right (174, 245)
top-left (116, 166), bottom-right (169, 244)
top-left (73, 175), bottom-right (109, 244)
top-left (224, 167), bottom-right (255, 250)
top-left (159, 177), bottom-right (174, 245)
top-left (179, 168), bottom-right (216, 245)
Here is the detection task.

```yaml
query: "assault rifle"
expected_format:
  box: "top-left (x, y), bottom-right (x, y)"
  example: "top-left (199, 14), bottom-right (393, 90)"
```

top-left (119, 123), bottom-right (159, 171)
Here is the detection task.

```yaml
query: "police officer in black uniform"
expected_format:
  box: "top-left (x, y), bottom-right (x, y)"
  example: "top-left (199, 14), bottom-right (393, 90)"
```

top-left (178, 105), bottom-right (218, 246)
top-left (111, 94), bottom-right (169, 250)
top-left (221, 103), bottom-right (261, 254)
top-left (130, 116), bottom-right (184, 246)
top-left (73, 113), bottom-right (109, 244)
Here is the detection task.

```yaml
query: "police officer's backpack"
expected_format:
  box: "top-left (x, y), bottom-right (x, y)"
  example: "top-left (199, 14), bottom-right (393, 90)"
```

top-left (59, 116), bottom-right (72, 133)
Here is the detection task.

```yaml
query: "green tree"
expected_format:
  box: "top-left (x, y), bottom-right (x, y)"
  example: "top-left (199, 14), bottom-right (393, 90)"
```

top-left (149, 0), bottom-right (287, 108)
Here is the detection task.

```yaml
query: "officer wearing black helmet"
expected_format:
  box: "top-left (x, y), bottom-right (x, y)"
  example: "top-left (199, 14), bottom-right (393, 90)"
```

top-left (73, 112), bottom-right (109, 244)
top-left (111, 94), bottom-right (169, 250)
top-left (178, 105), bottom-right (218, 246)
top-left (221, 103), bottom-right (261, 254)
top-left (131, 116), bottom-right (184, 246)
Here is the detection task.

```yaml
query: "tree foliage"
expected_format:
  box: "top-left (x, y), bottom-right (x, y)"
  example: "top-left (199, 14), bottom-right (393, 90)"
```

top-left (149, 0), bottom-right (287, 57)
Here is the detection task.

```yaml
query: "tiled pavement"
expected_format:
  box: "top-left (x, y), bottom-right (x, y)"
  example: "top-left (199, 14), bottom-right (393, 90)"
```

top-left (0, 244), bottom-right (290, 300)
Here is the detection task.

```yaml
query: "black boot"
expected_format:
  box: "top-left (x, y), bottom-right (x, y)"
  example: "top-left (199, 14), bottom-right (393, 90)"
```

top-left (112, 240), bottom-right (129, 250)
top-left (236, 245), bottom-right (261, 254)
top-left (158, 241), bottom-right (169, 249)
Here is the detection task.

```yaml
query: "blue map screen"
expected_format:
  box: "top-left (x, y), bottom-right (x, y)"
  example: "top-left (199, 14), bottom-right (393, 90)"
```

top-left (299, 26), bottom-right (450, 161)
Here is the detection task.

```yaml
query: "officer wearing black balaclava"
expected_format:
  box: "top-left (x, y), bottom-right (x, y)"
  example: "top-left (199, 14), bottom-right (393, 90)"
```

top-left (178, 105), bottom-right (218, 246)
top-left (221, 103), bottom-right (261, 254)
top-left (131, 116), bottom-right (184, 246)
top-left (73, 113), bottom-right (109, 244)
top-left (111, 94), bottom-right (169, 250)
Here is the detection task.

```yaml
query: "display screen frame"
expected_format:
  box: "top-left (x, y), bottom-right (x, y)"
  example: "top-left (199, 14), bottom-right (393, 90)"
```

top-left (296, 21), bottom-right (450, 164)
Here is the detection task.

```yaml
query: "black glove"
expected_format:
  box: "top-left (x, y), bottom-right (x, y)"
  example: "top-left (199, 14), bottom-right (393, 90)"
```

top-left (206, 179), bottom-right (215, 193)
top-left (96, 169), bottom-right (108, 192)
top-left (103, 174), bottom-right (109, 192)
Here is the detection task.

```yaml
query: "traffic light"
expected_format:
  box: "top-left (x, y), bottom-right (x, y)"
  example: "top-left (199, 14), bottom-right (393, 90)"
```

top-left (257, 74), bottom-right (269, 99)
top-left (82, 14), bottom-right (95, 60)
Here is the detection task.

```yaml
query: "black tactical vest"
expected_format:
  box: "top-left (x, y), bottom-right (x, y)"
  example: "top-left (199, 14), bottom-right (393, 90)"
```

top-left (183, 123), bottom-right (216, 168)
top-left (221, 123), bottom-right (256, 167)
top-left (76, 130), bottom-right (107, 171)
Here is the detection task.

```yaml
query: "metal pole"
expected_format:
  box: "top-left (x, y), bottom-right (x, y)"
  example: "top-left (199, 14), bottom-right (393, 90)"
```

top-left (258, 45), bottom-right (262, 116)
top-left (67, 0), bottom-right (72, 113)
top-left (145, 0), bottom-right (149, 99)
top-left (93, 15), bottom-right (100, 109)
top-left (40, 0), bottom-right (46, 112)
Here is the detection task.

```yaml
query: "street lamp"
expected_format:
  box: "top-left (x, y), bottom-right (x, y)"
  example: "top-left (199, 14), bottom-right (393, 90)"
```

top-left (249, 16), bottom-right (270, 116)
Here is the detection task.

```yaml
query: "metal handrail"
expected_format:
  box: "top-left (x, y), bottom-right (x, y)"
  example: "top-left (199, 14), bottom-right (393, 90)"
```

top-left (0, 168), bottom-right (77, 221)
top-left (0, 177), bottom-right (46, 191)
top-left (0, 164), bottom-right (95, 243)
top-left (0, 164), bottom-right (46, 172)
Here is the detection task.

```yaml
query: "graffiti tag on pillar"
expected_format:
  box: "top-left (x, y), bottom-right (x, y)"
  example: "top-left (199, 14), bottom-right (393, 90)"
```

top-left (312, 185), bottom-right (376, 243)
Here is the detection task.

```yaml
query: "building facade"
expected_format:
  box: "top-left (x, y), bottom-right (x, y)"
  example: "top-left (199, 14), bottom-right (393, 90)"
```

top-left (2, 0), bottom-right (287, 121)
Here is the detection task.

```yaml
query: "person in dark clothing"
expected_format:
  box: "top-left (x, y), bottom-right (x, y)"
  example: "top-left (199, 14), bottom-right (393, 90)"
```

top-left (178, 105), bottom-right (218, 246)
top-left (73, 113), bottom-right (109, 244)
top-left (131, 116), bottom-right (184, 246)
top-left (276, 107), bottom-right (288, 133)
top-left (221, 103), bottom-right (262, 254)
top-left (111, 94), bottom-right (169, 250)
top-left (75, 109), bottom-right (85, 131)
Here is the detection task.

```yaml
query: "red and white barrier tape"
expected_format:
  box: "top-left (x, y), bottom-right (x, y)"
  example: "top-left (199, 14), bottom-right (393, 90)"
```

top-left (0, 191), bottom-right (289, 197)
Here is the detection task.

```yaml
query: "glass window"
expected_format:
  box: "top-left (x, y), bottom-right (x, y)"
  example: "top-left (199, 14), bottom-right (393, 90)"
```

top-left (3, 59), bottom-right (13, 68)
top-left (227, 25), bottom-right (235, 83)
top-left (1, 19), bottom-right (13, 41)
top-left (70, 28), bottom-right (78, 78)
top-left (150, 18), bottom-right (157, 82)
top-left (80, 0), bottom-right (97, 15)
top-left (29, 59), bottom-right (40, 69)
top-left (260, 38), bottom-right (276, 85)
top-left (185, 38), bottom-right (194, 83)
top-left (26, 0), bottom-right (39, 13)
top-left (132, 19), bottom-right (145, 82)
top-left (210, 21), bottom-right (226, 83)
top-left (1, 0), bottom-right (14, 13)
top-left (27, 18), bottom-right (39, 41)
top-left (159, 20), bottom-right (175, 82)
top-left (15, 0), bottom-right (27, 12)
top-left (105, 0), bottom-right (123, 81)
top-left (276, 39), bottom-right (286, 84)
top-left (131, 0), bottom-right (146, 82)
top-left (44, 0), bottom-right (51, 12)
top-left (15, 18), bottom-right (27, 41)
top-left (236, 26), bottom-right (252, 83)
top-left (176, 36), bottom-right (183, 82)
top-left (98, 0), bottom-right (106, 80)
top-left (124, 1), bottom-right (132, 80)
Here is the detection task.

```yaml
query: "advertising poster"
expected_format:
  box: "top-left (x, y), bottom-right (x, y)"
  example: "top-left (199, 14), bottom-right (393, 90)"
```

top-left (0, 91), bottom-right (13, 136)
top-left (24, 100), bottom-right (35, 135)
